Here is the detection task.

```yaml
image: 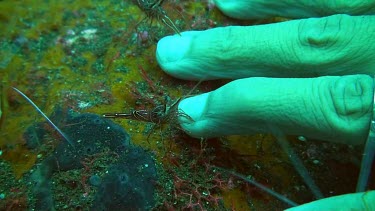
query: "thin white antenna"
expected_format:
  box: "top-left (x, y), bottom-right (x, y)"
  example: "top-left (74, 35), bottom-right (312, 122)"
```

top-left (12, 87), bottom-right (74, 148)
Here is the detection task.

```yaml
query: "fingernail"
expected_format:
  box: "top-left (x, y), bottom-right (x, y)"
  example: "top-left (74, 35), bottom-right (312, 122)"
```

top-left (156, 34), bottom-right (192, 64)
top-left (178, 93), bottom-right (210, 138)
top-left (178, 93), bottom-right (209, 123)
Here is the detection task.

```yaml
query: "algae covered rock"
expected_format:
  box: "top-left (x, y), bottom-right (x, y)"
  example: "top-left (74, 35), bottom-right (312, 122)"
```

top-left (24, 110), bottom-right (157, 210)
top-left (91, 146), bottom-right (157, 211)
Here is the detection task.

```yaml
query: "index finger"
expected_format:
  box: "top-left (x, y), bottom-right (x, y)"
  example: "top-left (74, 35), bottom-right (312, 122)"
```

top-left (156, 14), bottom-right (375, 80)
top-left (214, 0), bottom-right (375, 19)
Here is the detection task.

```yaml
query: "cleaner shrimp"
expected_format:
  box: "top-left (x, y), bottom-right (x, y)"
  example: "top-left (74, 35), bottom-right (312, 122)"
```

top-left (133, 0), bottom-right (181, 35)
top-left (102, 66), bottom-right (200, 141)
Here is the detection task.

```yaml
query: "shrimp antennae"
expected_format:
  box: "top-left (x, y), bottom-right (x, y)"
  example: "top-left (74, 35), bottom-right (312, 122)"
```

top-left (12, 87), bottom-right (75, 148)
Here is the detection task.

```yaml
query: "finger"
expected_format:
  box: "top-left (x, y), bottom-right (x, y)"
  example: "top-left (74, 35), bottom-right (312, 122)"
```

top-left (178, 74), bottom-right (373, 145)
top-left (286, 191), bottom-right (375, 211)
top-left (156, 14), bottom-right (375, 80)
top-left (214, 0), bottom-right (375, 19)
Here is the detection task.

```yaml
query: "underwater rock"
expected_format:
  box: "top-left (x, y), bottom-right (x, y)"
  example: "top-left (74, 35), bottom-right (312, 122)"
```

top-left (52, 112), bottom-right (130, 171)
top-left (23, 122), bottom-right (47, 149)
top-left (91, 147), bottom-right (157, 211)
top-left (25, 110), bottom-right (156, 210)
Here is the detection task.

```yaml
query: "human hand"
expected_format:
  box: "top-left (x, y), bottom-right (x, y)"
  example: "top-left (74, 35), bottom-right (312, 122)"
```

top-left (156, 0), bottom-right (375, 145)
top-left (285, 190), bottom-right (375, 211)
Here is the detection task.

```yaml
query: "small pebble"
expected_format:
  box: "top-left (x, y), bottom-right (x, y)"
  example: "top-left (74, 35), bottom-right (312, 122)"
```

top-left (298, 136), bottom-right (307, 142)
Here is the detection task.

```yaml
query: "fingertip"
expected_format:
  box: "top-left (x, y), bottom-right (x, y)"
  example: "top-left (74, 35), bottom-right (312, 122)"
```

top-left (156, 32), bottom-right (196, 79)
top-left (156, 34), bottom-right (191, 65)
top-left (178, 93), bottom-right (210, 137)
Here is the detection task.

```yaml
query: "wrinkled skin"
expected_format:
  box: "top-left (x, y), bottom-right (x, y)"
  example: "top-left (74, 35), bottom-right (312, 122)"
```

top-left (155, 0), bottom-right (375, 210)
